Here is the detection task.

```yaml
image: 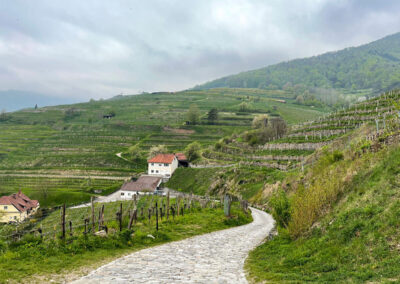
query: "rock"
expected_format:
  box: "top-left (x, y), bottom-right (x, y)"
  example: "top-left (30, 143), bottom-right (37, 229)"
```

top-left (95, 230), bottom-right (107, 237)
top-left (146, 234), bottom-right (155, 239)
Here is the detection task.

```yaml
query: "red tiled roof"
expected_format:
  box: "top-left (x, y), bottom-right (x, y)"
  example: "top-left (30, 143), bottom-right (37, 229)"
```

top-left (148, 154), bottom-right (176, 164)
top-left (175, 153), bottom-right (187, 161)
top-left (121, 176), bottom-right (162, 192)
top-left (0, 191), bottom-right (39, 213)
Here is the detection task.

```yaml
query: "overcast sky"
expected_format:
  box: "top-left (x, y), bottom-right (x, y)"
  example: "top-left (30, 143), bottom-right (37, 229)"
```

top-left (1, 0), bottom-right (400, 100)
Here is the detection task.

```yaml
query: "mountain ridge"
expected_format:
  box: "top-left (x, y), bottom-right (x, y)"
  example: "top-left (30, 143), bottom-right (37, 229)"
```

top-left (194, 32), bottom-right (400, 94)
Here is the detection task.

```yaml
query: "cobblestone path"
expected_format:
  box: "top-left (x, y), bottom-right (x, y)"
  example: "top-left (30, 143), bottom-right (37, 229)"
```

top-left (71, 208), bottom-right (274, 283)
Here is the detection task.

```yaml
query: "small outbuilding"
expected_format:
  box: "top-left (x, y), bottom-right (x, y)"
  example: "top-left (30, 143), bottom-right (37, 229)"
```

top-left (120, 176), bottom-right (162, 198)
top-left (175, 152), bottom-right (189, 167)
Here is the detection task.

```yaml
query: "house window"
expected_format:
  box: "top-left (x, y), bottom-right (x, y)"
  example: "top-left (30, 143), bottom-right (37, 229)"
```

top-left (164, 163), bottom-right (168, 167)
top-left (159, 163), bottom-right (162, 166)
top-left (14, 216), bottom-right (17, 220)
top-left (121, 192), bottom-right (125, 196)
top-left (4, 206), bottom-right (7, 210)
top-left (156, 170), bottom-right (159, 173)
top-left (128, 193), bottom-right (131, 196)
top-left (151, 170), bottom-right (154, 173)
top-left (151, 163), bottom-right (154, 166)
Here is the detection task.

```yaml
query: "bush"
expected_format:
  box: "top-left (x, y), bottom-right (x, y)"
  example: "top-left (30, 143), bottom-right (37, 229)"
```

top-left (269, 189), bottom-right (291, 228)
top-left (185, 141), bottom-right (201, 162)
top-left (332, 150), bottom-right (344, 162)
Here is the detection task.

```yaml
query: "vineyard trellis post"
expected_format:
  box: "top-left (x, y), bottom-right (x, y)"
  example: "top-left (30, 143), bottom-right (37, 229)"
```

top-left (60, 203), bottom-right (66, 240)
top-left (91, 196), bottom-right (95, 234)
top-left (166, 190), bottom-right (170, 220)
top-left (156, 201), bottom-right (159, 231)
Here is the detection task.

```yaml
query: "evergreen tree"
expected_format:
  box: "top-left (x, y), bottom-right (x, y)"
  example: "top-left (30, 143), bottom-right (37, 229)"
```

top-left (207, 108), bottom-right (218, 124)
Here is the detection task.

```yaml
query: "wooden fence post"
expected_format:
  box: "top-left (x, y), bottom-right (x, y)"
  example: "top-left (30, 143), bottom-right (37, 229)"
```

top-left (224, 194), bottom-right (231, 217)
top-left (61, 203), bottom-right (66, 240)
top-left (91, 196), bottom-right (95, 234)
top-left (177, 197), bottom-right (180, 217)
top-left (84, 218), bottom-right (89, 235)
top-left (134, 209), bottom-right (137, 224)
top-left (119, 203), bottom-right (123, 232)
top-left (128, 209), bottom-right (135, 230)
top-left (69, 220), bottom-right (73, 236)
top-left (156, 201), bottom-right (159, 231)
top-left (171, 206), bottom-right (175, 220)
top-left (148, 208), bottom-right (151, 224)
top-left (166, 191), bottom-right (170, 220)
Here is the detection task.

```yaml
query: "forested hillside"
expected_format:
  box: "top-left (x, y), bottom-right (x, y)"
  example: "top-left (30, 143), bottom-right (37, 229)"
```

top-left (195, 32), bottom-right (400, 96)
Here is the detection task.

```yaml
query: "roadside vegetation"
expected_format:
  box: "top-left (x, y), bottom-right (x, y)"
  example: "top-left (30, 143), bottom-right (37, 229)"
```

top-left (246, 121), bottom-right (400, 282)
top-left (0, 199), bottom-right (251, 283)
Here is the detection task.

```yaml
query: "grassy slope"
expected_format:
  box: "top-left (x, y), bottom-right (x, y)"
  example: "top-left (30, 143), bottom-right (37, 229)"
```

top-left (246, 130), bottom-right (400, 283)
top-left (166, 166), bottom-right (287, 200)
top-left (0, 201), bottom-right (251, 283)
top-left (0, 88), bottom-right (325, 207)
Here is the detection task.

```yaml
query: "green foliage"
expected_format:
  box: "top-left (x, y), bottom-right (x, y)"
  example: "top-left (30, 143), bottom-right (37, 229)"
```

top-left (166, 168), bottom-right (217, 195)
top-left (0, 202), bottom-right (251, 282)
top-left (0, 109), bottom-right (9, 122)
top-left (127, 144), bottom-right (142, 161)
top-left (186, 104), bottom-right (200, 125)
top-left (184, 141), bottom-right (201, 162)
top-left (207, 108), bottom-right (219, 124)
top-left (195, 33), bottom-right (400, 103)
top-left (246, 144), bottom-right (400, 283)
top-left (148, 144), bottom-right (168, 159)
top-left (64, 108), bottom-right (81, 121)
top-left (268, 189), bottom-right (291, 228)
top-left (239, 102), bottom-right (249, 112)
top-left (251, 114), bottom-right (268, 129)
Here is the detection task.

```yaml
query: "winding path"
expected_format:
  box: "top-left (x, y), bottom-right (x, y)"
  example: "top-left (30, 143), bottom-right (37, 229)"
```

top-left (71, 208), bottom-right (274, 283)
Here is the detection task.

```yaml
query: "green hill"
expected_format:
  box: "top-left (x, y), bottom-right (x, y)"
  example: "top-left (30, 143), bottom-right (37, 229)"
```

top-left (246, 121), bottom-right (400, 282)
top-left (0, 88), bottom-right (325, 207)
top-left (195, 32), bottom-right (400, 97)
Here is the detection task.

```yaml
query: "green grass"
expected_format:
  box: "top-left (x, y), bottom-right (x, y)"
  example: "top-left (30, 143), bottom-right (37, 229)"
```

top-left (166, 165), bottom-right (287, 202)
top-left (0, 176), bottom-right (123, 208)
top-left (245, 131), bottom-right (400, 283)
top-left (166, 168), bottom-right (218, 195)
top-left (0, 200), bottom-right (252, 283)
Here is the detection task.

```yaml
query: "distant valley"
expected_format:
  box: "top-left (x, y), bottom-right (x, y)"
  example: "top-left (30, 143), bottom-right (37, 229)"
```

top-left (0, 90), bottom-right (79, 112)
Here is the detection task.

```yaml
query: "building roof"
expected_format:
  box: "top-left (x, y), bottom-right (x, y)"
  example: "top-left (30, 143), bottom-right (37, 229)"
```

top-left (121, 176), bottom-right (162, 192)
top-left (175, 153), bottom-right (187, 161)
top-left (0, 191), bottom-right (39, 213)
top-left (148, 154), bottom-right (176, 164)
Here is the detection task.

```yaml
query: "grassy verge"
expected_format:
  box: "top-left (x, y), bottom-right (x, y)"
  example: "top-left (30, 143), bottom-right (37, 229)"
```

top-left (245, 132), bottom-right (400, 283)
top-left (0, 201), bottom-right (251, 283)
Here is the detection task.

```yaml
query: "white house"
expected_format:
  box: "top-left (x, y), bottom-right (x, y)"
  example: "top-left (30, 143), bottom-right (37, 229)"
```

top-left (120, 176), bottom-right (162, 199)
top-left (147, 154), bottom-right (178, 178)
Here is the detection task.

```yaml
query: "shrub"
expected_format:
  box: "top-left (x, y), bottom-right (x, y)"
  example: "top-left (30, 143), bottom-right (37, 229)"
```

top-left (185, 141), bottom-right (201, 162)
top-left (332, 150), bottom-right (344, 162)
top-left (269, 189), bottom-right (291, 228)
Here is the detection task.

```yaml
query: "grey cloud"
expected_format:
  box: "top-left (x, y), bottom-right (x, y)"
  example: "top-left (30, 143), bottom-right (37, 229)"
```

top-left (0, 0), bottom-right (399, 100)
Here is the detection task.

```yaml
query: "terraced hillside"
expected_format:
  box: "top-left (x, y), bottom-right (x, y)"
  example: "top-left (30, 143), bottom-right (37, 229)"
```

top-left (168, 90), bottom-right (400, 203)
top-left (0, 88), bottom-right (325, 207)
top-left (246, 109), bottom-right (400, 283)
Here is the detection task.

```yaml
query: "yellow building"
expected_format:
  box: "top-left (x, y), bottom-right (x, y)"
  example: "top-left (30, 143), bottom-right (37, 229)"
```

top-left (0, 191), bottom-right (39, 223)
